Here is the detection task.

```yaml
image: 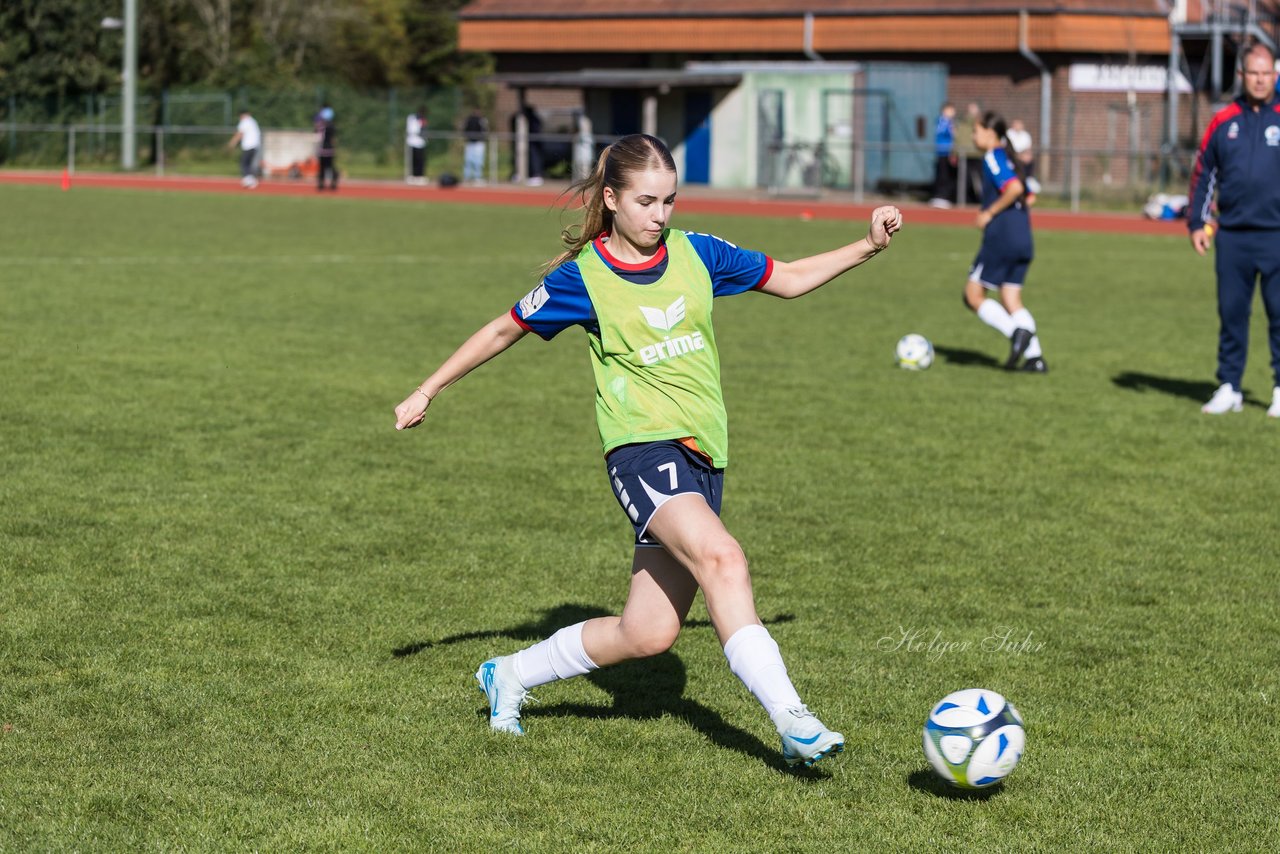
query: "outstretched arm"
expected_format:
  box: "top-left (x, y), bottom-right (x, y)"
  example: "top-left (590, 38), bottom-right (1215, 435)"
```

top-left (394, 311), bottom-right (529, 430)
top-left (758, 205), bottom-right (903, 299)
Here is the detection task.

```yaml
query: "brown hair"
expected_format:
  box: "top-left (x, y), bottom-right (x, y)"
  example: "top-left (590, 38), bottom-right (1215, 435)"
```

top-left (978, 110), bottom-right (1029, 191)
top-left (542, 134), bottom-right (677, 275)
top-left (1242, 41), bottom-right (1276, 67)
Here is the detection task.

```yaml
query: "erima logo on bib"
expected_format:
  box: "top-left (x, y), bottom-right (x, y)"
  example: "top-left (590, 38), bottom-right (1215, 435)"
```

top-left (637, 297), bottom-right (705, 365)
top-left (640, 296), bottom-right (686, 331)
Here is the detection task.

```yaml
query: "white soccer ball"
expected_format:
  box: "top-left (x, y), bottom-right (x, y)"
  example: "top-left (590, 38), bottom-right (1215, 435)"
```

top-left (895, 333), bottom-right (934, 370)
top-left (923, 688), bottom-right (1025, 789)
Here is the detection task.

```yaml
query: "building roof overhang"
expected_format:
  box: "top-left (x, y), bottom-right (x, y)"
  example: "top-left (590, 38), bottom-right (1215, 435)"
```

top-left (494, 62), bottom-right (870, 90)
top-left (460, 4), bottom-right (1173, 56)
top-left (493, 68), bottom-right (745, 90)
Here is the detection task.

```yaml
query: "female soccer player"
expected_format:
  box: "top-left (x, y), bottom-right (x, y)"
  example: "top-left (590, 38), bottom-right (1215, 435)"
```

top-left (963, 111), bottom-right (1046, 372)
top-left (394, 134), bottom-right (902, 768)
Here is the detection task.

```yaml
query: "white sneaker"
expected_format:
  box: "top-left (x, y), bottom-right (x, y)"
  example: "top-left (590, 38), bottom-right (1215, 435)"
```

top-left (1201, 383), bottom-right (1243, 414)
top-left (1268, 386), bottom-right (1280, 418)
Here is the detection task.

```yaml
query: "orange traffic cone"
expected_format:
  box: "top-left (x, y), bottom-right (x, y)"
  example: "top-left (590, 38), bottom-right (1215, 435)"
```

top-left (60, 169), bottom-right (71, 191)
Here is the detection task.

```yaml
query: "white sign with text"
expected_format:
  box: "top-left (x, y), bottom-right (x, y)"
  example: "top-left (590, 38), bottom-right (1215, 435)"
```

top-left (1069, 63), bottom-right (1192, 94)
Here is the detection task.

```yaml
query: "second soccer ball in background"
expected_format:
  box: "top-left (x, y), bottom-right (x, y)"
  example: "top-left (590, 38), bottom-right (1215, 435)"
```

top-left (895, 333), bottom-right (934, 371)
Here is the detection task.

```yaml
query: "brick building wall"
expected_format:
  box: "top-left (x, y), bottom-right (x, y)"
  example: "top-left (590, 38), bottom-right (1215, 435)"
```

top-left (946, 56), bottom-right (1225, 191)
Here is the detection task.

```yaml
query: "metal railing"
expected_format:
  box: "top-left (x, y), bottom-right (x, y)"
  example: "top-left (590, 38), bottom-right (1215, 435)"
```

top-left (763, 139), bottom-right (1197, 211)
top-left (3, 121), bottom-right (1198, 210)
top-left (0, 122), bottom-right (626, 185)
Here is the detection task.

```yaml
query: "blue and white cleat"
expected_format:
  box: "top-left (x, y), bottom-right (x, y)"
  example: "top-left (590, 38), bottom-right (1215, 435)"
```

top-left (475, 656), bottom-right (529, 735)
top-left (776, 705), bottom-right (845, 767)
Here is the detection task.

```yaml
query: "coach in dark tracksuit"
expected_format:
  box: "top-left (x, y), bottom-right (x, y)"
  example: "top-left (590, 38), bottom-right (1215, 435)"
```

top-left (1188, 43), bottom-right (1280, 417)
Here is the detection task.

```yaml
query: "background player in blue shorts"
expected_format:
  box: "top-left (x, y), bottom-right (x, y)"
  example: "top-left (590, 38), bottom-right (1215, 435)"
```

top-left (962, 111), bottom-right (1047, 372)
top-left (393, 134), bottom-right (902, 768)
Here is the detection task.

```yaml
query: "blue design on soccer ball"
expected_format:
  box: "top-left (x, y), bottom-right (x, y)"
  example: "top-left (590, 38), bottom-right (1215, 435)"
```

top-left (923, 689), bottom-right (1026, 789)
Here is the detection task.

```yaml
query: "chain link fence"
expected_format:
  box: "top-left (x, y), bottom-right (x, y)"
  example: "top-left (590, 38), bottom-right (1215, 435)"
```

top-left (5, 86), bottom-right (1202, 210)
top-left (1, 86), bottom-right (465, 179)
top-left (761, 137), bottom-right (1196, 211)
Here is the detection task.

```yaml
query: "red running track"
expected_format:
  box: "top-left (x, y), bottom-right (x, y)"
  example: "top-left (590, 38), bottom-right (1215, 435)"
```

top-left (2, 169), bottom-right (1187, 237)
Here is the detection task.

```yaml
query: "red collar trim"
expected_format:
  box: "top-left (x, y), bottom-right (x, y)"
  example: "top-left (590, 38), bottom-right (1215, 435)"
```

top-left (593, 233), bottom-right (667, 271)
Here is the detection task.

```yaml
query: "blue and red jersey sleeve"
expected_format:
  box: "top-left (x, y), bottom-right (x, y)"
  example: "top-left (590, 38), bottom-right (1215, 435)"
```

top-left (510, 231), bottom-right (772, 340)
top-left (984, 148), bottom-right (1020, 192)
top-left (684, 231), bottom-right (773, 295)
top-left (1187, 103), bottom-right (1240, 232)
top-left (510, 261), bottom-right (594, 340)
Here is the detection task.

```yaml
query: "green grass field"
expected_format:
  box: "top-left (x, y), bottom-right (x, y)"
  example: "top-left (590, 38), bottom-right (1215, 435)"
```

top-left (2, 184), bottom-right (1276, 850)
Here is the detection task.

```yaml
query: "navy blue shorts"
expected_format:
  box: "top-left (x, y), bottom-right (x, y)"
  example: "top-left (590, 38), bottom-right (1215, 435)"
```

top-left (970, 248), bottom-right (1031, 288)
top-left (604, 440), bottom-right (724, 547)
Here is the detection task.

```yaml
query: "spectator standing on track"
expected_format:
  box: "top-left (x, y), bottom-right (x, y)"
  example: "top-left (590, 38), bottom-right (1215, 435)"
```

top-left (463, 108), bottom-right (489, 184)
top-left (1005, 119), bottom-right (1040, 203)
top-left (524, 105), bottom-right (544, 186)
top-left (1189, 42), bottom-right (1280, 417)
top-left (227, 108), bottom-right (260, 189)
top-left (316, 106), bottom-right (338, 192)
top-left (954, 102), bottom-right (983, 204)
top-left (406, 106), bottom-right (427, 185)
top-left (929, 102), bottom-right (957, 208)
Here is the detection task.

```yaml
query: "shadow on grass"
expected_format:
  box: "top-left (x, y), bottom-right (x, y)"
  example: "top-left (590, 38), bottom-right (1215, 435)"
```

top-left (394, 604), bottom-right (818, 775)
top-left (906, 768), bottom-right (1004, 801)
top-left (1112, 371), bottom-right (1217, 403)
top-left (392, 604), bottom-right (794, 657)
top-left (1111, 371), bottom-right (1268, 409)
top-left (932, 344), bottom-right (1002, 370)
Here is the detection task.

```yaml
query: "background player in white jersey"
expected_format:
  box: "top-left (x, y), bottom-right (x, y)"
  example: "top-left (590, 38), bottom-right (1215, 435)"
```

top-left (393, 135), bottom-right (902, 768)
top-left (963, 111), bottom-right (1047, 372)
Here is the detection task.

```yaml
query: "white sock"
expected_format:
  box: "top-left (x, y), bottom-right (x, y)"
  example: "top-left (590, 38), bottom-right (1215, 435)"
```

top-left (511, 621), bottom-right (598, 689)
top-left (1024, 335), bottom-right (1043, 359)
top-left (976, 299), bottom-right (1017, 337)
top-left (1009, 307), bottom-right (1037, 333)
top-left (723, 624), bottom-right (803, 723)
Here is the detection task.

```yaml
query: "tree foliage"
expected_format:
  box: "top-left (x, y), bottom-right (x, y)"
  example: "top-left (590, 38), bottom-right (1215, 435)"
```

top-left (0, 0), bottom-right (486, 103)
top-left (0, 0), bottom-right (119, 104)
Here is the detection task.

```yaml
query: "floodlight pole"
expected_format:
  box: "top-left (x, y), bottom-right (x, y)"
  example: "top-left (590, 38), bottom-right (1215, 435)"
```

top-left (122, 0), bottom-right (138, 170)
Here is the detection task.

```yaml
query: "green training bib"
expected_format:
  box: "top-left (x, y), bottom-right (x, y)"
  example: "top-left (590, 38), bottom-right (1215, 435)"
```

top-left (578, 229), bottom-right (730, 467)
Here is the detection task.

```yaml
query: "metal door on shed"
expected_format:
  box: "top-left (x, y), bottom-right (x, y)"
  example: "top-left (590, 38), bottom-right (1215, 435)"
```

top-left (684, 91), bottom-right (712, 184)
top-left (858, 62), bottom-right (947, 190)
